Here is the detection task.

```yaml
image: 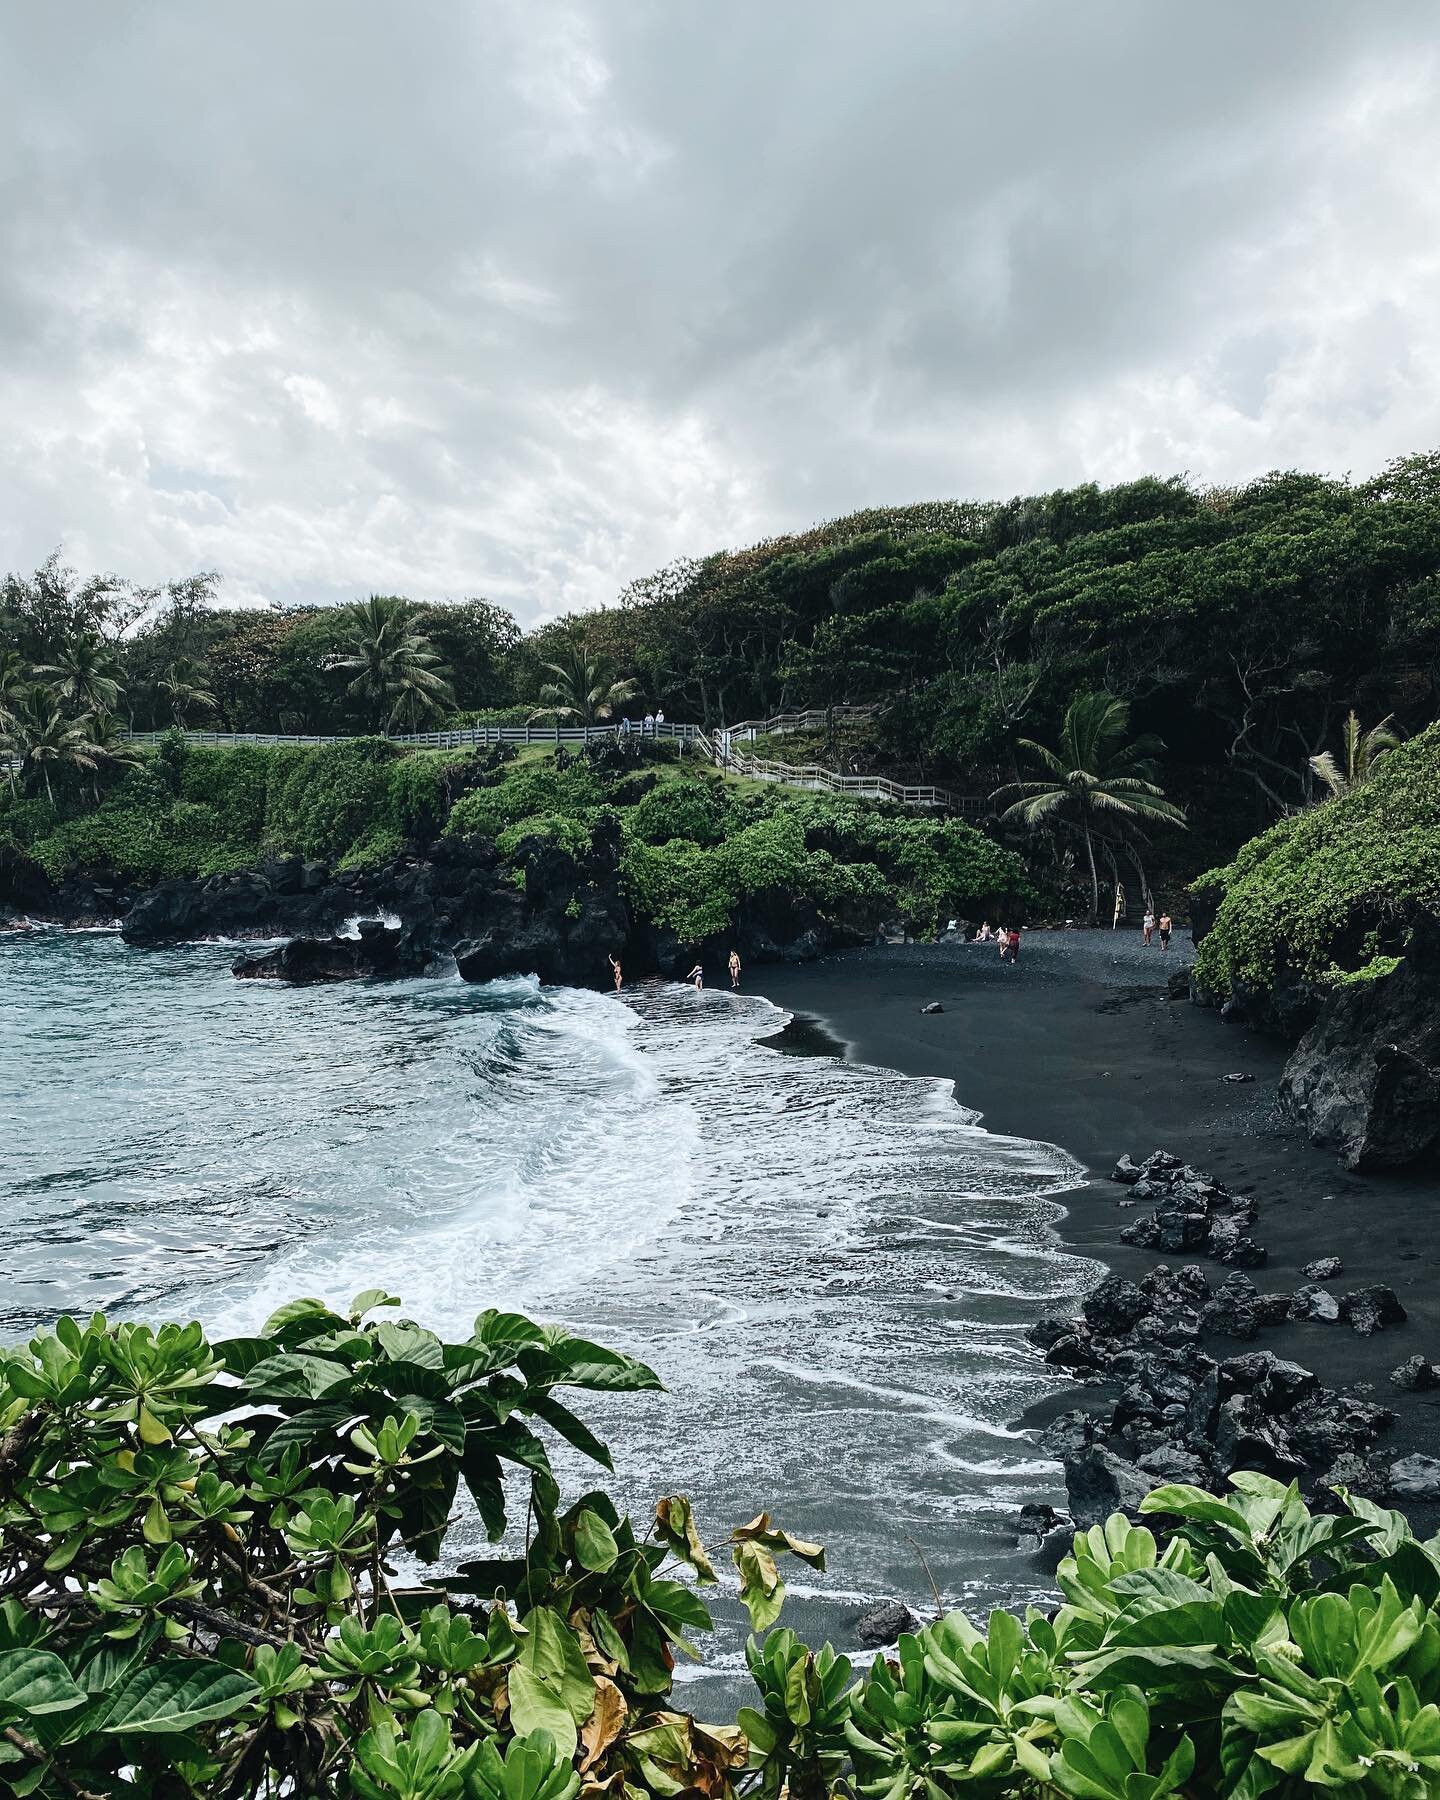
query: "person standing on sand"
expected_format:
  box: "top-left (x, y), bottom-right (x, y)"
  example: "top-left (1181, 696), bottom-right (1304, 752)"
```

top-left (1006, 925), bottom-right (1021, 964)
top-left (607, 954), bottom-right (623, 992)
top-left (1158, 912), bottom-right (1173, 951)
top-left (728, 949), bottom-right (741, 989)
top-left (684, 963), bottom-right (704, 990)
top-left (1143, 909), bottom-right (1155, 946)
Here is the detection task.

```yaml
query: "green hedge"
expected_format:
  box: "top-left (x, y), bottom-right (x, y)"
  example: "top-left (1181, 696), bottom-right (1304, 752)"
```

top-left (1, 737), bottom-right (488, 880)
top-left (1193, 723), bottom-right (1440, 995)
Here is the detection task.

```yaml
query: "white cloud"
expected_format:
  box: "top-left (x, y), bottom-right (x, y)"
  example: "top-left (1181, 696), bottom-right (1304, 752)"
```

top-left (0, 1), bottom-right (1437, 621)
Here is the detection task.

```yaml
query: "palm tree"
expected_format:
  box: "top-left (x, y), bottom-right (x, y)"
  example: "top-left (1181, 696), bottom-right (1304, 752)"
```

top-left (84, 710), bottom-right (144, 799)
top-left (994, 691), bottom-right (1186, 922)
top-left (0, 647), bottom-right (27, 728)
top-left (157, 659), bottom-right (218, 727)
top-left (11, 693), bottom-right (101, 804)
top-left (34, 635), bottom-right (124, 716)
top-left (529, 639), bottom-right (638, 726)
top-left (330, 595), bottom-right (454, 732)
top-left (1308, 711), bottom-right (1401, 800)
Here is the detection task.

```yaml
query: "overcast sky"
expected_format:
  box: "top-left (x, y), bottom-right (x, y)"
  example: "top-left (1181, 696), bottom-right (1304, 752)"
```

top-left (1, 2), bottom-right (1437, 623)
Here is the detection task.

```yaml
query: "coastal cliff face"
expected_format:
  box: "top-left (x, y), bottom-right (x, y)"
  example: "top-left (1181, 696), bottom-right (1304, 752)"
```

top-left (1188, 912), bottom-right (1440, 1170)
top-left (1278, 911), bottom-right (1440, 1169)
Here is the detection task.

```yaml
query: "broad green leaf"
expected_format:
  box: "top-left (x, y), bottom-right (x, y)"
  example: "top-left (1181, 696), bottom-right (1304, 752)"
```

top-left (0, 1650), bottom-right (87, 1718)
top-left (102, 1659), bottom-right (259, 1734)
top-left (573, 1508), bottom-right (619, 1573)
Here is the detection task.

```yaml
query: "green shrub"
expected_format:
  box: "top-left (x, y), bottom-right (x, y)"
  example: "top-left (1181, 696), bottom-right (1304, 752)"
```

top-left (446, 760), bottom-right (605, 840)
top-left (1193, 723), bottom-right (1440, 995)
top-left (2, 1299), bottom-right (1438, 1799)
top-left (265, 739), bottom-right (398, 861)
top-left (627, 779), bottom-right (733, 846)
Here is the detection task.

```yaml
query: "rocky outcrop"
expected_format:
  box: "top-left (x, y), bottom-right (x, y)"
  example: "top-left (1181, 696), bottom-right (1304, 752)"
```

top-left (1278, 911), bottom-right (1440, 1169)
top-left (1112, 1149), bottom-right (1267, 1268)
top-left (1029, 1148), bottom-right (1421, 1521)
top-left (232, 922), bottom-right (409, 984)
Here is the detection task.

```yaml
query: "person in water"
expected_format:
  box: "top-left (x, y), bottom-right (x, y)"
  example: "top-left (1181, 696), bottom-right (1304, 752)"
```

top-left (684, 964), bottom-right (704, 989)
top-left (607, 954), bottom-right (623, 992)
top-left (728, 949), bottom-right (741, 989)
top-left (1158, 912), bottom-right (1173, 951)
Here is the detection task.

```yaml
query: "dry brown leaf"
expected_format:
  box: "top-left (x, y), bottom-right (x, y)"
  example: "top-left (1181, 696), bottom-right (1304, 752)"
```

top-left (579, 1675), bottom-right (628, 1772)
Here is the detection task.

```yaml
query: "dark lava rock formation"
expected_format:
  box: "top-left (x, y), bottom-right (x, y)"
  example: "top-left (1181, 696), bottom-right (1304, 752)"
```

top-left (1029, 1146), bottom-right (1419, 1528)
top-left (1278, 910), bottom-right (1440, 1169)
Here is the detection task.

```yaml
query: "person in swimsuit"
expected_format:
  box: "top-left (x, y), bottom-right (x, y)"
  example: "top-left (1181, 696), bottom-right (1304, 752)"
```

top-left (1142, 910), bottom-right (1155, 946)
top-left (1158, 912), bottom-right (1173, 951)
top-left (607, 954), bottom-right (623, 992)
top-left (684, 964), bottom-right (704, 989)
top-left (728, 949), bottom-right (741, 989)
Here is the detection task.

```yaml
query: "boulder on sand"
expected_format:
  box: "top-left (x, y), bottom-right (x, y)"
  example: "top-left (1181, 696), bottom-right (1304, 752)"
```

top-left (1388, 1455), bottom-right (1440, 1502)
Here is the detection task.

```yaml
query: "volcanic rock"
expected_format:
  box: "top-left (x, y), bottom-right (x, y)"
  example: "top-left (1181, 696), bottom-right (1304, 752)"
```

top-left (855, 1602), bottom-right (920, 1647)
top-left (1388, 1455), bottom-right (1440, 1502)
top-left (1279, 911), bottom-right (1440, 1168)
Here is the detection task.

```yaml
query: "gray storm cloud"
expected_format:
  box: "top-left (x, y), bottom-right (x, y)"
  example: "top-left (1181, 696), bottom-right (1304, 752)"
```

top-left (0, 0), bottom-right (1436, 619)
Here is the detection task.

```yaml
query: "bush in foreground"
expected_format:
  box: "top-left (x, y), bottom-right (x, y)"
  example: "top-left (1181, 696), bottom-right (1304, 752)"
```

top-left (2, 1298), bottom-right (1439, 1798)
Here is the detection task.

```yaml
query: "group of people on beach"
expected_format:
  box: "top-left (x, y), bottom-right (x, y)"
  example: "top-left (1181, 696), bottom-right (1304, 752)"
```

top-left (1142, 910), bottom-right (1174, 950)
top-left (607, 949), bottom-right (741, 993)
top-left (973, 921), bottom-right (1023, 962)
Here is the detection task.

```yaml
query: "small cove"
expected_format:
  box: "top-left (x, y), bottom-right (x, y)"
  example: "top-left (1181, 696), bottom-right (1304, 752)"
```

top-left (0, 930), bottom-right (1100, 1698)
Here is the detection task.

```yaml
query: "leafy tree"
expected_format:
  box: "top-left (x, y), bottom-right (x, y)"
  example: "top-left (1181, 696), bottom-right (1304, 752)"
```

top-left (3, 1296), bottom-right (1440, 1799)
top-left (996, 691), bottom-right (1186, 921)
top-left (332, 596), bottom-right (455, 732)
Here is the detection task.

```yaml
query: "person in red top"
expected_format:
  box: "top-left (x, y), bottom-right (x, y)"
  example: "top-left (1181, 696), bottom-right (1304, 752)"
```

top-left (1005, 926), bottom-right (1021, 964)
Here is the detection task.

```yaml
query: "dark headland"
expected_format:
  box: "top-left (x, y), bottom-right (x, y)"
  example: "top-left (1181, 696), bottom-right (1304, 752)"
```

top-left (747, 930), bottom-right (1440, 1517)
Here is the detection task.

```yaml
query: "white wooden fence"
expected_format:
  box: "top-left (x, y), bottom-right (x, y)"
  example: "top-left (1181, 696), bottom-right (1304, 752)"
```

top-left (113, 708), bottom-right (992, 817)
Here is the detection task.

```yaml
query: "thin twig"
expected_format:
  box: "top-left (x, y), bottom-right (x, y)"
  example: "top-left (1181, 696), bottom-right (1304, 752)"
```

top-left (900, 1530), bottom-right (944, 1621)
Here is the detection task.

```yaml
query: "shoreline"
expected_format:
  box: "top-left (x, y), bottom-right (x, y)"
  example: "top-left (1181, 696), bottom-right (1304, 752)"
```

top-left (744, 932), bottom-right (1440, 1490)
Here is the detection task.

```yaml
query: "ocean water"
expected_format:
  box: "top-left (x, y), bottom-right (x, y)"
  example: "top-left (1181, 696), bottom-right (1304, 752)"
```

top-left (0, 930), bottom-right (1096, 1694)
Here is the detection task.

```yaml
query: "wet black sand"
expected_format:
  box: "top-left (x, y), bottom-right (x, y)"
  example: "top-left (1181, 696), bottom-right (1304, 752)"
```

top-left (748, 931), bottom-right (1440, 1472)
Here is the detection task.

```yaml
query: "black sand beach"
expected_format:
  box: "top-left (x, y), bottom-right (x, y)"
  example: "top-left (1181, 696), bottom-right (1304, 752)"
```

top-left (749, 931), bottom-right (1440, 1475)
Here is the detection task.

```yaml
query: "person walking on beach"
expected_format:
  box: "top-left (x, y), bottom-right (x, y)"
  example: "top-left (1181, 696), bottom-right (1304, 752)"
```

top-left (1143, 909), bottom-right (1155, 946)
top-left (1158, 912), bottom-right (1173, 952)
top-left (1003, 925), bottom-right (1021, 964)
top-left (684, 963), bottom-right (704, 990)
top-left (728, 949), bottom-right (741, 989)
top-left (607, 954), bottom-right (623, 992)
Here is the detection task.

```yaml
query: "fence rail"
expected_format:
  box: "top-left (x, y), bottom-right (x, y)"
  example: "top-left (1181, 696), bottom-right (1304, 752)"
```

top-left (114, 711), bottom-right (994, 817)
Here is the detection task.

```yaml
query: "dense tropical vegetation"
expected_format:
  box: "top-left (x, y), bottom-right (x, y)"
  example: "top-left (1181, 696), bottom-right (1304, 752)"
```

top-left (0, 730), bottom-right (1028, 942)
top-left (5, 449), bottom-right (1440, 925)
top-left (1, 1294), bottom-right (1438, 1798)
